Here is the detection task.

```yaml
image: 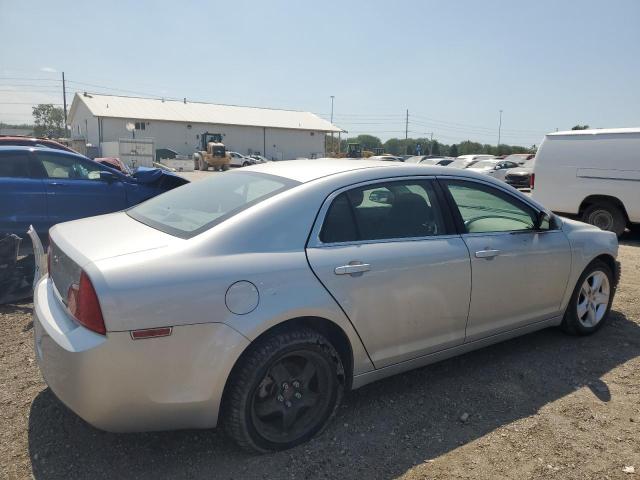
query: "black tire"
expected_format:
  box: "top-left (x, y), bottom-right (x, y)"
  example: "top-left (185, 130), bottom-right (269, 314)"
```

top-left (242, 161), bottom-right (250, 167)
top-left (561, 259), bottom-right (615, 336)
top-left (222, 328), bottom-right (344, 452)
top-left (222, 164), bottom-right (229, 171)
top-left (582, 202), bottom-right (626, 237)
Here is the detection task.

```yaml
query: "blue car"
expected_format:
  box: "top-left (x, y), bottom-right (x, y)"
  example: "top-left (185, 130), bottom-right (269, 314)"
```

top-left (0, 146), bottom-right (188, 242)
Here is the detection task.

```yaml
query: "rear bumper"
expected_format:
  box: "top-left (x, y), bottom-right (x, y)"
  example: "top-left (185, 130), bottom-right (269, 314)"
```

top-left (33, 277), bottom-right (250, 432)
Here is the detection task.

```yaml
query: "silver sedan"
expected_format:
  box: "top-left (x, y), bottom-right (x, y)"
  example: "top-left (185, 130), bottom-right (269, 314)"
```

top-left (34, 159), bottom-right (619, 452)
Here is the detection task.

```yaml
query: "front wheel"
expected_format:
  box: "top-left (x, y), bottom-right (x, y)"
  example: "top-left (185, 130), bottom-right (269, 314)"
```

top-left (561, 259), bottom-right (614, 335)
top-left (222, 328), bottom-right (344, 452)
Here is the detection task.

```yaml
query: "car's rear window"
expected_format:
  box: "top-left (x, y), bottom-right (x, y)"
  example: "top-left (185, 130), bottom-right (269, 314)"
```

top-left (127, 171), bottom-right (299, 238)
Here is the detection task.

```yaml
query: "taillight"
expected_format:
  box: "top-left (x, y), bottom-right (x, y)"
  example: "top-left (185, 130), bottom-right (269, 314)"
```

top-left (530, 173), bottom-right (535, 190)
top-left (67, 271), bottom-right (106, 335)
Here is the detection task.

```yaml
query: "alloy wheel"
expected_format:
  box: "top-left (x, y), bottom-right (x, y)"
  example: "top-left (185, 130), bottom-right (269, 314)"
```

top-left (250, 351), bottom-right (332, 444)
top-left (576, 271), bottom-right (610, 328)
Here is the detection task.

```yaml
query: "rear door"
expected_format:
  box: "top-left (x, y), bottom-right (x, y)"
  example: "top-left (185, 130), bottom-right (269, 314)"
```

top-left (306, 178), bottom-right (471, 368)
top-left (0, 150), bottom-right (48, 237)
top-left (441, 178), bottom-right (571, 341)
top-left (33, 151), bottom-right (127, 226)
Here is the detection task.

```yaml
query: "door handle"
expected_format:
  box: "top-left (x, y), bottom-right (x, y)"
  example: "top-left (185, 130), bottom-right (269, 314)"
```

top-left (475, 249), bottom-right (500, 259)
top-left (334, 263), bottom-right (371, 275)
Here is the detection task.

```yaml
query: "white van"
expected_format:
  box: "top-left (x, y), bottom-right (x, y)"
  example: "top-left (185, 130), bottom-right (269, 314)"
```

top-left (532, 128), bottom-right (640, 236)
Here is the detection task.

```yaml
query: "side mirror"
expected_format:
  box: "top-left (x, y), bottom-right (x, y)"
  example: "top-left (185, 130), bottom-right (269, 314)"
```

top-left (494, 165), bottom-right (502, 170)
top-left (535, 211), bottom-right (551, 230)
top-left (99, 171), bottom-right (118, 183)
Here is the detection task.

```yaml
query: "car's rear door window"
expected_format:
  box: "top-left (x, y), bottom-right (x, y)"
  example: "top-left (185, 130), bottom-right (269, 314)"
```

top-left (0, 151), bottom-right (31, 178)
top-left (444, 180), bottom-right (537, 233)
top-left (128, 171), bottom-right (299, 238)
top-left (320, 180), bottom-right (447, 243)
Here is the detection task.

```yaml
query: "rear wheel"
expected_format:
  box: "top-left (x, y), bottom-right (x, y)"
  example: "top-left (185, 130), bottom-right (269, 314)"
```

top-left (582, 202), bottom-right (626, 236)
top-left (222, 164), bottom-right (229, 171)
top-left (222, 328), bottom-right (344, 452)
top-left (199, 156), bottom-right (208, 172)
top-left (561, 259), bottom-right (614, 335)
top-left (242, 161), bottom-right (250, 167)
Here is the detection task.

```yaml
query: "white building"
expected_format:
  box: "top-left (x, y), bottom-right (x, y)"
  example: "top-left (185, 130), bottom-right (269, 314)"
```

top-left (67, 93), bottom-right (342, 161)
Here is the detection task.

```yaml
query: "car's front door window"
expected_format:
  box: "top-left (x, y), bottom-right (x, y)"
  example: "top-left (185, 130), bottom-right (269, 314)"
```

top-left (37, 153), bottom-right (102, 180)
top-left (444, 180), bottom-right (537, 233)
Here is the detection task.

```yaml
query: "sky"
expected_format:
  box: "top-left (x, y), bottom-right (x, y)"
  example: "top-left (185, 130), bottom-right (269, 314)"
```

top-left (1, 0), bottom-right (639, 147)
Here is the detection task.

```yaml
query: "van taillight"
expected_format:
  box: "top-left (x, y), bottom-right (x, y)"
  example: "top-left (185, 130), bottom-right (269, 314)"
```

top-left (67, 271), bottom-right (106, 335)
top-left (530, 173), bottom-right (535, 190)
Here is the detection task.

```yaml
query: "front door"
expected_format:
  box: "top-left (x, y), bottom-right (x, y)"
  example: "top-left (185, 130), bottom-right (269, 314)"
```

top-left (306, 179), bottom-right (471, 368)
top-left (34, 151), bottom-right (127, 226)
top-left (441, 178), bottom-right (571, 341)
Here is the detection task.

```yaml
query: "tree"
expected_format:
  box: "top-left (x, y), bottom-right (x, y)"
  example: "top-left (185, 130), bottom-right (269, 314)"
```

top-left (571, 124), bottom-right (590, 130)
top-left (32, 104), bottom-right (65, 138)
top-left (449, 144), bottom-right (459, 157)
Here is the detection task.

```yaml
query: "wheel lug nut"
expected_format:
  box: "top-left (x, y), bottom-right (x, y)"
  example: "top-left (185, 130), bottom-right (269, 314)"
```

top-left (277, 395), bottom-right (284, 402)
top-left (292, 381), bottom-right (300, 389)
top-left (294, 392), bottom-right (302, 399)
top-left (282, 382), bottom-right (289, 390)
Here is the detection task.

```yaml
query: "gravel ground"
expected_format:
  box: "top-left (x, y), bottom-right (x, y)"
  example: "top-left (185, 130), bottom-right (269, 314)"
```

top-left (1, 233), bottom-right (639, 480)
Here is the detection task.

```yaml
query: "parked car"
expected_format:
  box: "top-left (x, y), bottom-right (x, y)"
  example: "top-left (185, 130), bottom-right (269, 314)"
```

top-left (228, 151), bottom-right (256, 167)
top-left (532, 128), bottom-right (640, 236)
top-left (404, 155), bottom-right (427, 163)
top-left (0, 135), bottom-right (77, 153)
top-left (466, 159), bottom-right (520, 181)
top-left (368, 155), bottom-right (404, 162)
top-left (503, 153), bottom-right (535, 165)
top-left (505, 159), bottom-right (535, 190)
top-left (249, 155), bottom-right (271, 164)
top-left (416, 157), bottom-right (455, 166)
top-left (0, 146), bottom-right (188, 242)
top-left (451, 154), bottom-right (495, 167)
top-left (35, 159), bottom-right (618, 452)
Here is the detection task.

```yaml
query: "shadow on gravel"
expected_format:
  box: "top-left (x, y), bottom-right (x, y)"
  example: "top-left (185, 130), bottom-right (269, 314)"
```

top-left (28, 311), bottom-right (640, 480)
top-left (0, 302), bottom-right (33, 315)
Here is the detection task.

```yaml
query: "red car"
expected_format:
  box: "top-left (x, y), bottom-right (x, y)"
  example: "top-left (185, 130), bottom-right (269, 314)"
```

top-left (0, 136), bottom-right (77, 153)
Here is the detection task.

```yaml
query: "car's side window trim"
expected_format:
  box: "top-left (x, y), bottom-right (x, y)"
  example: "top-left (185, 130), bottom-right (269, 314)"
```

top-left (437, 176), bottom-right (558, 235)
top-left (308, 176), bottom-right (458, 248)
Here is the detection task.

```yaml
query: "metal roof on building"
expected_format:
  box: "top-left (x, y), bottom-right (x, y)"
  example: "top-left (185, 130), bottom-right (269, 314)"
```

top-left (68, 93), bottom-right (343, 133)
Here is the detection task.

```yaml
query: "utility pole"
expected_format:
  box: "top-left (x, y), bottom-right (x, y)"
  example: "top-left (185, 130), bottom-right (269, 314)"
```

top-left (497, 109), bottom-right (503, 151)
top-left (429, 132), bottom-right (434, 155)
top-left (405, 109), bottom-right (409, 141)
top-left (62, 72), bottom-right (68, 137)
top-left (330, 95), bottom-right (335, 156)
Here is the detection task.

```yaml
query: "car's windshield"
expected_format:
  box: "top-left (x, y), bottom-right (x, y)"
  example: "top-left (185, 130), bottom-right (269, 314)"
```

top-left (471, 160), bottom-right (498, 168)
top-left (128, 171), bottom-right (299, 238)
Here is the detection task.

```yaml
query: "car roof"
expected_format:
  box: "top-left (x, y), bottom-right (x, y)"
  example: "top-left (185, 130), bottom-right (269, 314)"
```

top-left (0, 145), bottom-right (87, 158)
top-left (243, 158), bottom-right (491, 183)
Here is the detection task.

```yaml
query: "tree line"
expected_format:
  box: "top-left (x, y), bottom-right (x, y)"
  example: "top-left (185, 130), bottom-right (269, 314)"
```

top-left (326, 134), bottom-right (535, 157)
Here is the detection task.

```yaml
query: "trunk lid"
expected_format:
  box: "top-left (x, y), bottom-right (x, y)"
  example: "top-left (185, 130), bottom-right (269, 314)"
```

top-left (48, 211), bottom-right (180, 305)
